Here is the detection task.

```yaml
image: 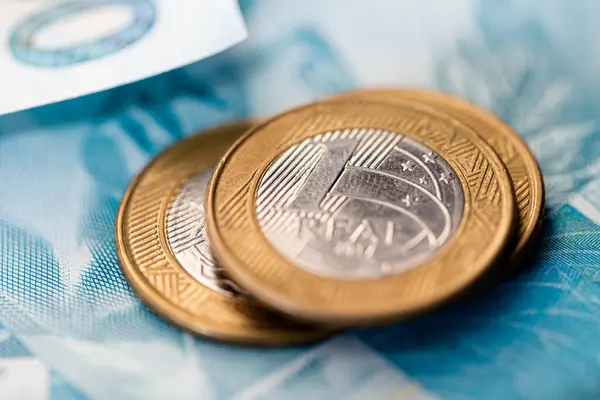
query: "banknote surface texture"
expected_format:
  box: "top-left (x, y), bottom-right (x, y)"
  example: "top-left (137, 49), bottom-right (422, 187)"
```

top-left (2, 0), bottom-right (600, 399)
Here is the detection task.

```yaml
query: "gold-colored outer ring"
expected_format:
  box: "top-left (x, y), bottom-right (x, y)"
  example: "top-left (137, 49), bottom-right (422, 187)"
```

top-left (206, 100), bottom-right (517, 325)
top-left (326, 89), bottom-right (545, 273)
top-left (115, 120), bottom-right (334, 346)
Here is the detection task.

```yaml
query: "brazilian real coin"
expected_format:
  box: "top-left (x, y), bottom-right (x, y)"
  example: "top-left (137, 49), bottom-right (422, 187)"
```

top-left (205, 99), bottom-right (517, 325)
top-left (115, 120), bottom-right (334, 346)
top-left (326, 89), bottom-right (545, 274)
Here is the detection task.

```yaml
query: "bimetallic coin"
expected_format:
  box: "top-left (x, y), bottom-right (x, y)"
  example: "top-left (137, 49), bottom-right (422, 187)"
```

top-left (206, 100), bottom-right (516, 325)
top-left (115, 120), bottom-right (333, 346)
top-left (256, 129), bottom-right (465, 279)
top-left (167, 169), bottom-right (249, 297)
top-left (327, 89), bottom-right (545, 273)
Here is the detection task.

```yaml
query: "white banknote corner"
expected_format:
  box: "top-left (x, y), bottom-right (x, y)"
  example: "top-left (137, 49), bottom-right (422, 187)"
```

top-left (0, 0), bottom-right (248, 115)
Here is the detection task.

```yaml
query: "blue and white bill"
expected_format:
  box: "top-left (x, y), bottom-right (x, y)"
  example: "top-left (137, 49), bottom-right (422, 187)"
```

top-left (2, 0), bottom-right (600, 398)
top-left (0, 323), bottom-right (86, 400)
top-left (0, 0), bottom-right (247, 115)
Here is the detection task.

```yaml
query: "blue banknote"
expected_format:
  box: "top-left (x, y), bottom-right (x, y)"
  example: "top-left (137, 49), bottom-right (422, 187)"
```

top-left (0, 322), bottom-right (85, 399)
top-left (2, 0), bottom-right (600, 398)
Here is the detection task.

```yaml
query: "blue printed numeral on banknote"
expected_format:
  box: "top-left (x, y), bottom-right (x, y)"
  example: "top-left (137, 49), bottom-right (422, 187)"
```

top-left (10, 0), bottom-right (156, 67)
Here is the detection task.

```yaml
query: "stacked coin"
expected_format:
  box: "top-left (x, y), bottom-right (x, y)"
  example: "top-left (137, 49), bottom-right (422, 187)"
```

top-left (115, 89), bottom-right (544, 346)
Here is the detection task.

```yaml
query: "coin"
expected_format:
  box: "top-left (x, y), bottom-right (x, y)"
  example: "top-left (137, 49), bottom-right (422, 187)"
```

top-left (326, 89), bottom-right (545, 273)
top-left (115, 120), bottom-right (334, 346)
top-left (206, 100), bottom-right (516, 325)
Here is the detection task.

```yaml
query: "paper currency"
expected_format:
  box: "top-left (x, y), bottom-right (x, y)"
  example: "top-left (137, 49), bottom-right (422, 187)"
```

top-left (0, 0), bottom-right (247, 115)
top-left (1, 0), bottom-right (600, 398)
top-left (0, 323), bottom-right (85, 400)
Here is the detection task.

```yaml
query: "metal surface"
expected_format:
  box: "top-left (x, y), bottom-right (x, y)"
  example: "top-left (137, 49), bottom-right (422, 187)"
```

top-left (115, 120), bottom-right (334, 345)
top-left (327, 89), bottom-right (545, 273)
top-left (256, 128), bottom-right (464, 279)
top-left (167, 169), bottom-right (247, 297)
top-left (206, 99), bottom-right (517, 325)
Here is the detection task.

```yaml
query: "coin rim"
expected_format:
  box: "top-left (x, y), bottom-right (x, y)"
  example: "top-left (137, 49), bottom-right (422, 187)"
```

top-left (206, 99), bottom-right (517, 325)
top-left (326, 88), bottom-right (545, 269)
top-left (115, 120), bottom-right (334, 346)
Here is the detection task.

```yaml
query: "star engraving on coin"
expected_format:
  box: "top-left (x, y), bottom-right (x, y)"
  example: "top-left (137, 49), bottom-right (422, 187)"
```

top-left (422, 152), bottom-right (437, 163)
top-left (401, 160), bottom-right (415, 172)
top-left (167, 169), bottom-right (247, 297)
top-left (439, 173), bottom-right (454, 185)
top-left (255, 128), bottom-right (465, 279)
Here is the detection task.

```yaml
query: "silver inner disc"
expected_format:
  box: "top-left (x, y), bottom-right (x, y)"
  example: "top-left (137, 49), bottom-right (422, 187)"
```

top-left (255, 128), bottom-right (465, 279)
top-left (166, 169), bottom-right (246, 297)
